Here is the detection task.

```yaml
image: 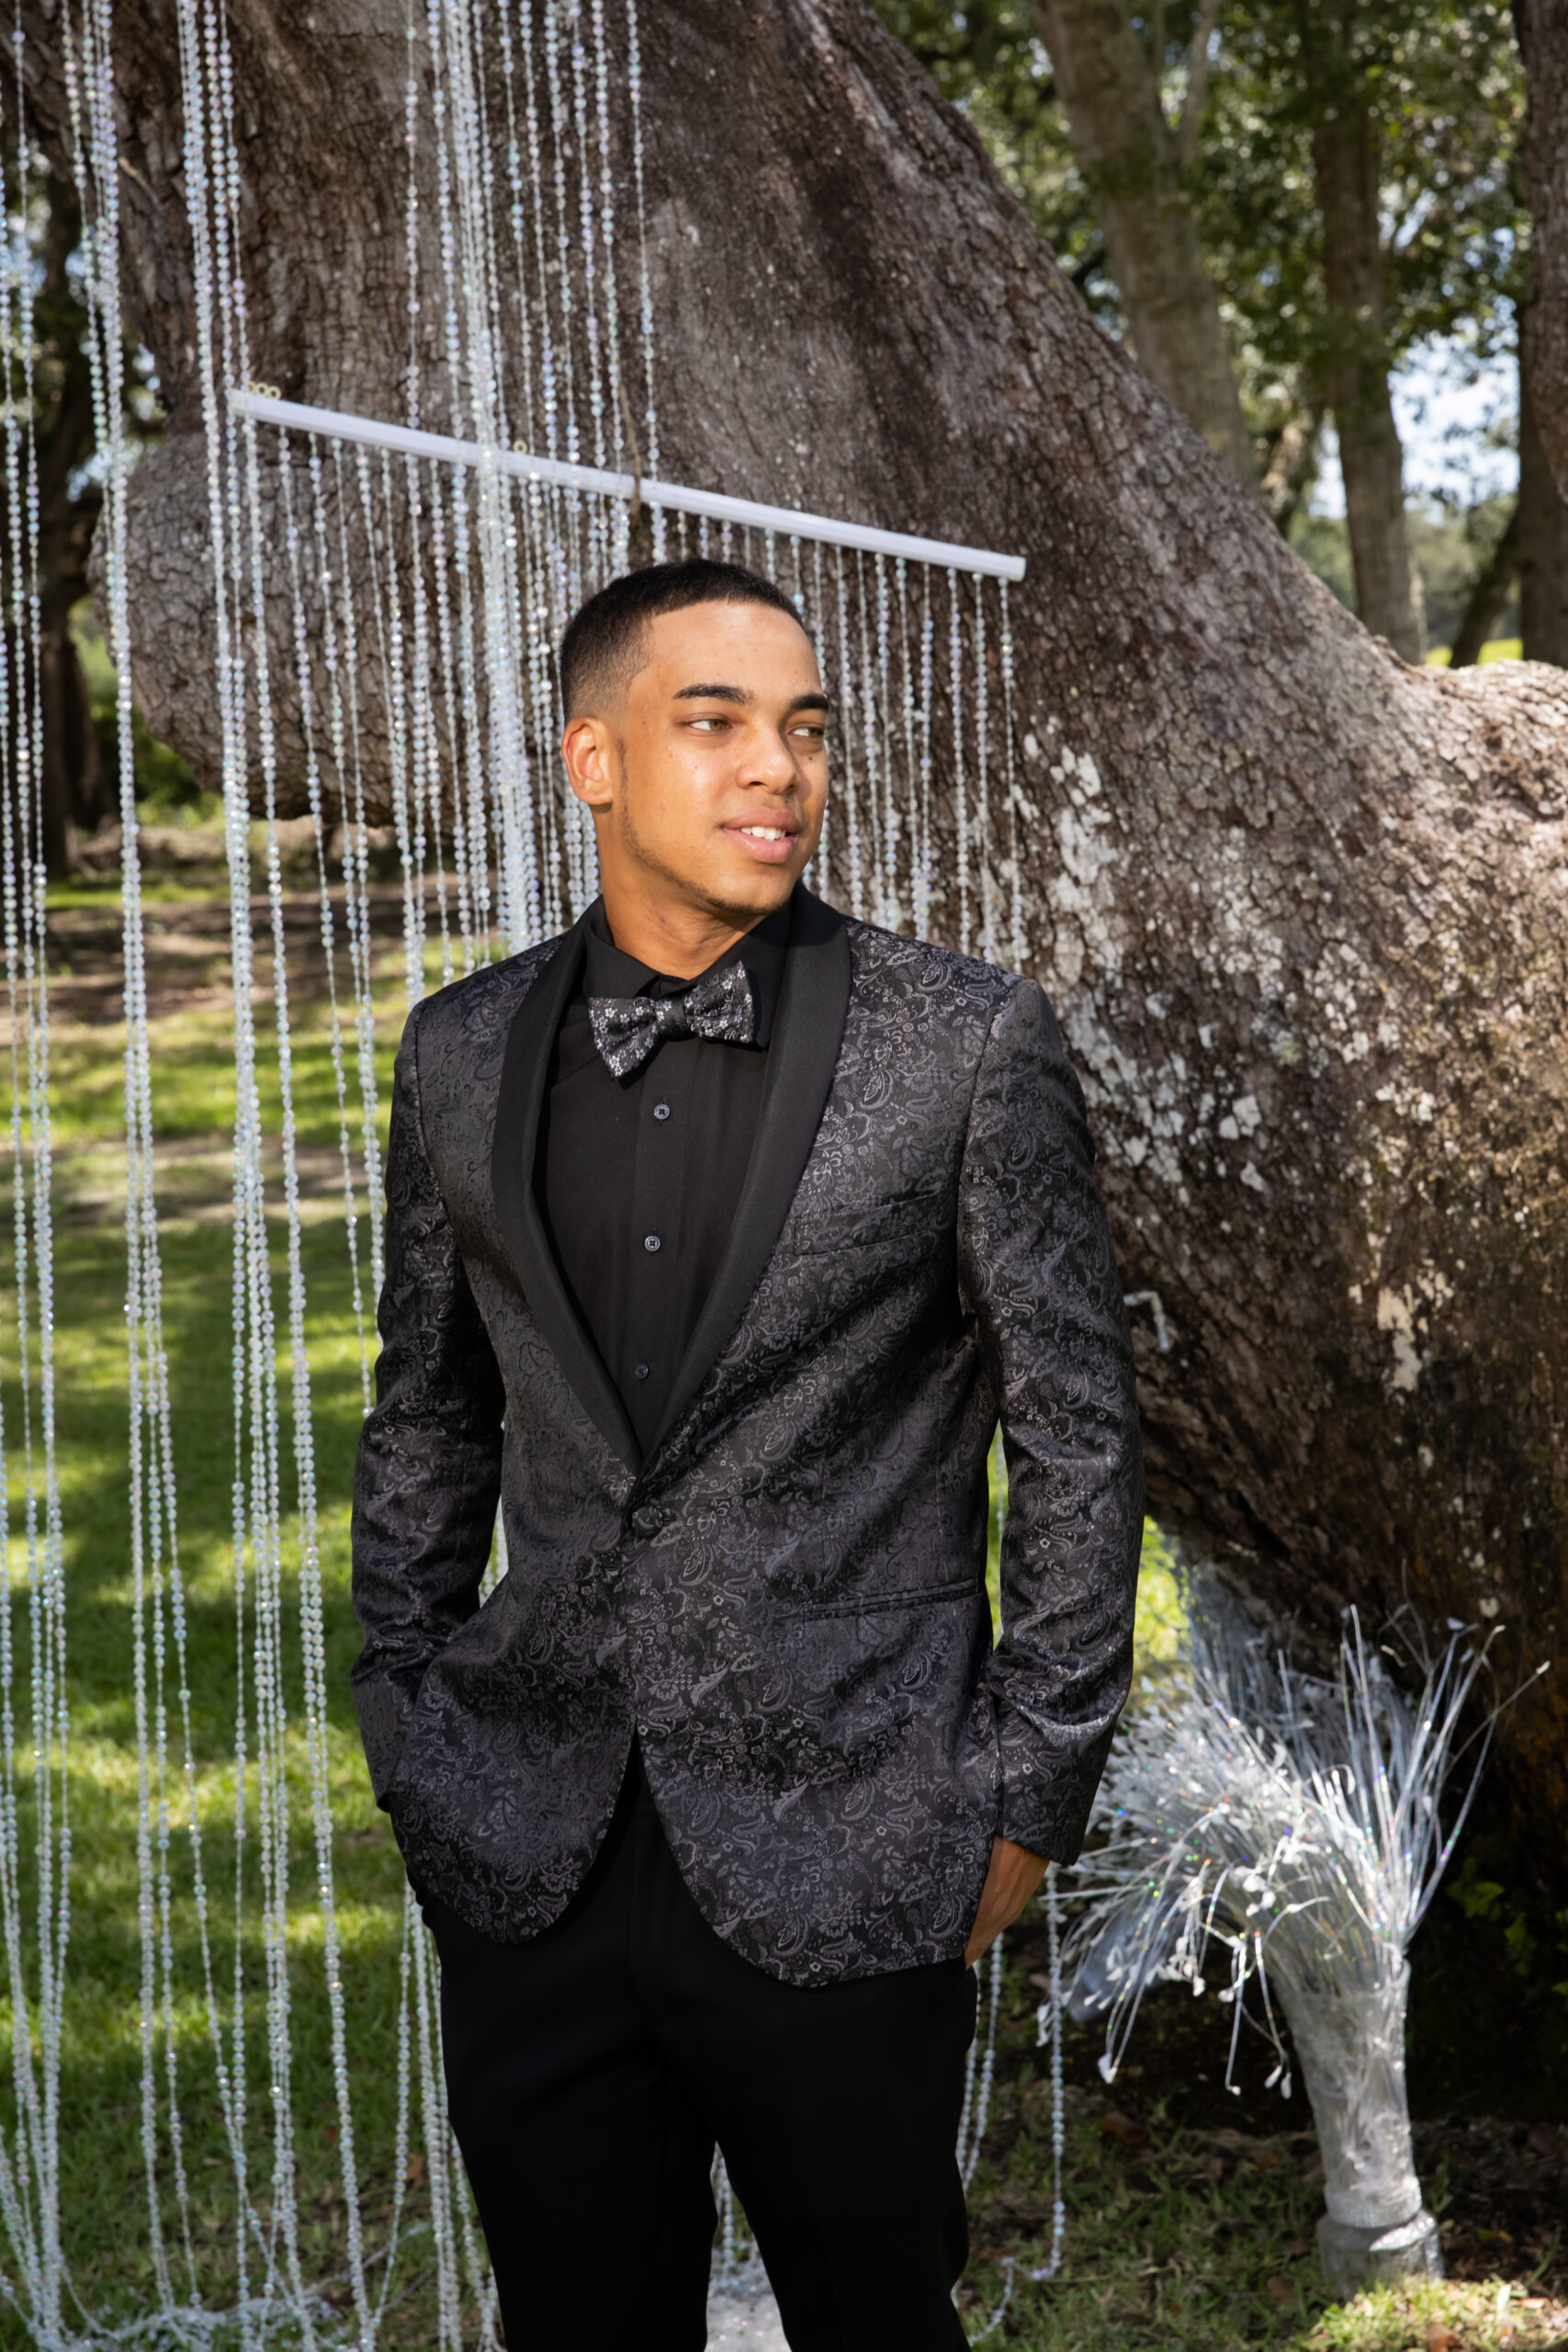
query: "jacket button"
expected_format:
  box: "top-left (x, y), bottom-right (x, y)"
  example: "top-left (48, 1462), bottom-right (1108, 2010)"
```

top-left (630, 1502), bottom-right (665, 1537)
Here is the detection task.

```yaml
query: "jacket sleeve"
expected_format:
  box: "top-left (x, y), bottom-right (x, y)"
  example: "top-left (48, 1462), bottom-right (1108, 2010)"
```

top-left (350, 998), bottom-right (507, 1806)
top-left (956, 976), bottom-right (1144, 1861)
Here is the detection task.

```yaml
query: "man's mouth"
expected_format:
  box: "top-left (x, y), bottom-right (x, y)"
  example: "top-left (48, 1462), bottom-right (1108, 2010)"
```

top-left (725, 820), bottom-right (801, 865)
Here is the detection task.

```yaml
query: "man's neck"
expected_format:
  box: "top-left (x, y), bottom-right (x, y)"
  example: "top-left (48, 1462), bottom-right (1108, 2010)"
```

top-left (600, 887), bottom-right (774, 980)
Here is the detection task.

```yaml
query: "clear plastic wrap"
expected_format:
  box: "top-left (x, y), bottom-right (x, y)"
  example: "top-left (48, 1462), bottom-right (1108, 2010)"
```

top-left (1279, 1969), bottom-right (1422, 2230)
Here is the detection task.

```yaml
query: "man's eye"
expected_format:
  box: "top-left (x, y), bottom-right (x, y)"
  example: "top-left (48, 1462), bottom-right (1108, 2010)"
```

top-left (689, 715), bottom-right (728, 732)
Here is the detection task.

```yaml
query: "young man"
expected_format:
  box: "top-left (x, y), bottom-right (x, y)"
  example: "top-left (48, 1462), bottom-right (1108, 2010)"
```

top-left (351, 558), bottom-right (1142, 2348)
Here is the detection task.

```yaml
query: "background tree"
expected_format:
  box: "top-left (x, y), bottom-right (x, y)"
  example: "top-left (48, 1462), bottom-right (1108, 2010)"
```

top-left (880, 0), bottom-right (1553, 661)
top-left (1516, 0), bottom-right (1568, 506)
top-left (6, 0), bottom-right (1568, 1907)
top-left (1023, 0), bottom-right (1259, 492)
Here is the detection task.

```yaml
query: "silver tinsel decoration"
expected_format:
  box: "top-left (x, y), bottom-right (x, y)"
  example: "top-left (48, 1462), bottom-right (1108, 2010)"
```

top-left (1065, 1582), bottom-right (1540, 2290)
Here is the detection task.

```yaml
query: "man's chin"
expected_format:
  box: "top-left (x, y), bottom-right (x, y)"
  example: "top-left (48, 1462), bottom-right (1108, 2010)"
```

top-left (702, 854), bottom-right (805, 925)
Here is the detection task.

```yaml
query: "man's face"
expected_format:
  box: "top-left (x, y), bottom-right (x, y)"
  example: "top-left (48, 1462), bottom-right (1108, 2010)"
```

top-left (561, 599), bottom-right (829, 927)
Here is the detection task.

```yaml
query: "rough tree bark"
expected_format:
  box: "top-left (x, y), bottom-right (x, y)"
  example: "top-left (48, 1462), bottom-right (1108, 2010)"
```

top-left (1517, 0), bottom-right (1568, 505)
top-left (6, 0), bottom-right (1568, 1883)
top-left (1311, 94), bottom-right (1426, 662)
top-left (1030, 0), bottom-right (1260, 495)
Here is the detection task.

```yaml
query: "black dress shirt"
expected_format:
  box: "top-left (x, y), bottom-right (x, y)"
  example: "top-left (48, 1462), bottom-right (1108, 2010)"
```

top-left (536, 897), bottom-right (790, 1454)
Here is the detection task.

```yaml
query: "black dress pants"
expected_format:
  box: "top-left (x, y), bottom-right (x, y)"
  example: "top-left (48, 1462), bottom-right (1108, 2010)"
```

top-left (419, 1757), bottom-right (976, 2350)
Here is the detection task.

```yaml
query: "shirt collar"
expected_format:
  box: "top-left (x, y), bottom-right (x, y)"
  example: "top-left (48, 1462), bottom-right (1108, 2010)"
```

top-left (582, 895), bottom-right (792, 1047)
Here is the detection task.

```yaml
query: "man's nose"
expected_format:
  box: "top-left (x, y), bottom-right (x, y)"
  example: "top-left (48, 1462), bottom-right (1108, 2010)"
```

top-left (742, 729), bottom-right (800, 788)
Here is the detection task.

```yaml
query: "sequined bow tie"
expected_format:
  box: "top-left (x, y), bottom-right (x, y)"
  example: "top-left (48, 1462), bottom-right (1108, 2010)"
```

top-left (589, 959), bottom-right (757, 1080)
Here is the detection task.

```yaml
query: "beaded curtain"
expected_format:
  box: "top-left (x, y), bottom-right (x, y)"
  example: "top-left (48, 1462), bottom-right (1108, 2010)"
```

top-left (0, 1), bottom-right (1055, 2343)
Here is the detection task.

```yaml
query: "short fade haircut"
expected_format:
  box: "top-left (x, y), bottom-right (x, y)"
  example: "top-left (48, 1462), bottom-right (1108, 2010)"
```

top-left (558, 558), bottom-right (806, 719)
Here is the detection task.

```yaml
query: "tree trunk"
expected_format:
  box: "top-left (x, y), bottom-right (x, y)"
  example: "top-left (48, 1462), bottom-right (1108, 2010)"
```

top-left (7, 0), bottom-right (1568, 1888)
top-left (1448, 503), bottom-right (1518, 670)
top-left (1517, 0), bottom-right (1568, 505)
top-left (1518, 356), bottom-right (1568, 665)
top-left (1031, 0), bottom-right (1260, 495)
top-left (1312, 98), bottom-right (1425, 661)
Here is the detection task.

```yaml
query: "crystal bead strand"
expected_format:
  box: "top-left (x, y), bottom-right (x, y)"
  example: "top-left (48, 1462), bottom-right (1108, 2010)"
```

top-left (832, 548), bottom-right (862, 918)
top-left (542, 4), bottom-right (580, 470)
top-left (974, 575), bottom-right (994, 963)
top-left (591, 0), bottom-right (625, 488)
top-left (405, 0), bottom-right (423, 429)
top-left (276, 441), bottom-right (382, 2347)
top-left (405, 452), bottom-right (456, 992)
top-left (873, 554), bottom-right (900, 931)
top-left (238, 390), bottom-right (319, 2336)
top-left (440, 457), bottom-right (491, 967)
top-left (957, 1932), bottom-right (1004, 2189)
top-left (999, 581), bottom-right (1025, 973)
top-left (168, 6), bottom-right (266, 2325)
top-left (370, 1891), bottom-right (420, 2333)
top-left (296, 441), bottom-right (373, 1402)
top-left (625, 0), bottom-right (664, 557)
top-left (14, 105), bottom-right (71, 2317)
top-left (852, 552), bottom-right (885, 927)
top-left (214, 0), bottom-right (321, 2295)
top-left (809, 540), bottom-right (828, 892)
top-left (517, 0), bottom-right (561, 464)
top-left (384, 449), bottom-right (429, 1000)
top-left (428, 458), bottom-right (487, 971)
top-left (468, 0), bottom-right (514, 453)
top-left (18, 107), bottom-right (72, 2336)
top-left (412, 1916), bottom-right (465, 2349)
top-left (494, 0), bottom-right (541, 456)
top-left (457, 0), bottom-right (546, 940)
top-left (948, 567), bottom-right (969, 956)
top-left (570, 2), bottom-right (608, 474)
top-left (895, 559), bottom-right (923, 935)
top-left (918, 565), bottom-right (935, 936)
top-left (440, 0), bottom-right (536, 950)
top-left (355, 446), bottom-right (420, 1009)
top-left (430, 0), bottom-right (522, 955)
top-left (0, 26), bottom-right (67, 2326)
top-left (327, 437), bottom-right (388, 1308)
top-left (1032, 1865), bottom-right (1067, 2279)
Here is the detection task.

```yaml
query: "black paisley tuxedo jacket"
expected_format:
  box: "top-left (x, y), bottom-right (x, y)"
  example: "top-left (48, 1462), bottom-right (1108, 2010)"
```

top-left (350, 887), bottom-right (1143, 1986)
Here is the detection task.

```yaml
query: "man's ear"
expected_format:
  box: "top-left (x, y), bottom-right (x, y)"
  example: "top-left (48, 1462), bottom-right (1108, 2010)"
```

top-left (561, 714), bottom-right (616, 810)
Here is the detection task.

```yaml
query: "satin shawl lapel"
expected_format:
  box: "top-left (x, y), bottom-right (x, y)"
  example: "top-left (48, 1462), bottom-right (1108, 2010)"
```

top-left (649, 888), bottom-right (852, 1457)
top-left (490, 920), bottom-right (642, 1472)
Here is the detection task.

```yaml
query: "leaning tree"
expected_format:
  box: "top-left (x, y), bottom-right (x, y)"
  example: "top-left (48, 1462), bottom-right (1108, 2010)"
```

top-left (6, 0), bottom-right (1567, 1883)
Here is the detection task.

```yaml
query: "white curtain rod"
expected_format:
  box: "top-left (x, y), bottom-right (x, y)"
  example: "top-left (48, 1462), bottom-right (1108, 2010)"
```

top-left (229, 390), bottom-right (1028, 582)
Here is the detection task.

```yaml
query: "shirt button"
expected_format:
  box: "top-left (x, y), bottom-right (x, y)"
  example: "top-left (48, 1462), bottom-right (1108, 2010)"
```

top-left (644, 1233), bottom-right (661, 1252)
top-left (630, 1502), bottom-right (665, 1537)
top-left (633, 1362), bottom-right (649, 1380)
top-left (653, 1102), bottom-right (671, 1122)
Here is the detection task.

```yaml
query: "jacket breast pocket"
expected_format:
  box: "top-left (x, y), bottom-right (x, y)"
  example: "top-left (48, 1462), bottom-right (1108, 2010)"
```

top-left (784, 1575), bottom-right (982, 1623)
top-left (791, 1182), bottom-right (950, 1264)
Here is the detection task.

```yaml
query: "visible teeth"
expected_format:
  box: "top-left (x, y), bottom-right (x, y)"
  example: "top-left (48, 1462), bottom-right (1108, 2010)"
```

top-left (740, 826), bottom-right (787, 841)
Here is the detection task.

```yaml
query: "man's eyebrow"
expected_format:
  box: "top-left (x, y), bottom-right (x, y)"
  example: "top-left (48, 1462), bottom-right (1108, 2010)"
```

top-left (669, 684), bottom-right (832, 716)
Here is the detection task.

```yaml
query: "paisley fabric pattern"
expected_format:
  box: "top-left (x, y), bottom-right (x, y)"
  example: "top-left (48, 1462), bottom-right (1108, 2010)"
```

top-left (350, 915), bottom-right (1144, 1986)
